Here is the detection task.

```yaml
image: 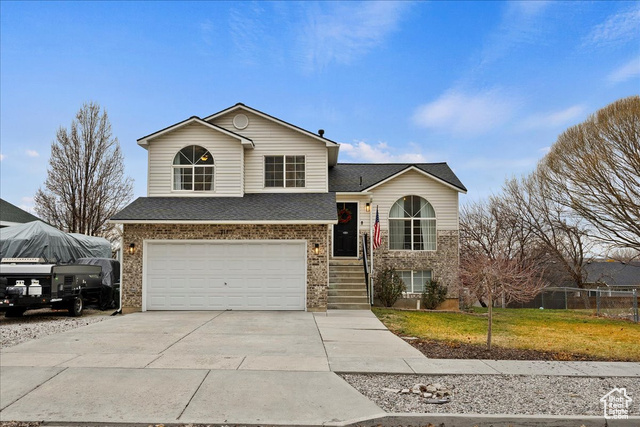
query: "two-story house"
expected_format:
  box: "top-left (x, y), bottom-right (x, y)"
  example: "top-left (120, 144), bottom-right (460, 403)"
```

top-left (111, 104), bottom-right (467, 312)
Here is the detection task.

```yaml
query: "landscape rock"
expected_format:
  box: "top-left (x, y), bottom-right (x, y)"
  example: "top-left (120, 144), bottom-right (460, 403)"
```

top-left (0, 309), bottom-right (109, 348)
top-left (342, 373), bottom-right (640, 415)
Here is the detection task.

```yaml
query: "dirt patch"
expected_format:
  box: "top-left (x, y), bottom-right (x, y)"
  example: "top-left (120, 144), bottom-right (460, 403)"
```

top-left (406, 337), bottom-right (613, 361)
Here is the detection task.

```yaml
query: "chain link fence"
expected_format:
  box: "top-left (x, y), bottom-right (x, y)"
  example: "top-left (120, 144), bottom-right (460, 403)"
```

top-left (508, 287), bottom-right (639, 323)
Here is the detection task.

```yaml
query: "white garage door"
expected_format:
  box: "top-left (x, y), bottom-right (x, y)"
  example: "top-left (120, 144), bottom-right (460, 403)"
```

top-left (144, 241), bottom-right (306, 311)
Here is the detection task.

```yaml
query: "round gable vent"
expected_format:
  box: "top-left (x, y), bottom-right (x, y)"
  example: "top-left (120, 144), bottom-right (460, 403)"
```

top-left (232, 113), bottom-right (249, 130)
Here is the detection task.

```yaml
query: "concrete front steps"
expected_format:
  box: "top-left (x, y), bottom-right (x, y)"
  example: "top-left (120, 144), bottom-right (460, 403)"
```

top-left (328, 259), bottom-right (371, 310)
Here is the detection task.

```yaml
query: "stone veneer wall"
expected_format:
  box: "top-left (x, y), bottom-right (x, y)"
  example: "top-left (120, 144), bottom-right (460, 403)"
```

top-left (372, 230), bottom-right (460, 299)
top-left (122, 223), bottom-right (329, 311)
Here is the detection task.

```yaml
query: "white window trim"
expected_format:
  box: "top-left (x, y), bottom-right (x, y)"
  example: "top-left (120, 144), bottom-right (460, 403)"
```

top-left (171, 146), bottom-right (215, 193)
top-left (263, 155), bottom-right (306, 189)
top-left (396, 269), bottom-right (432, 294)
top-left (388, 195), bottom-right (437, 252)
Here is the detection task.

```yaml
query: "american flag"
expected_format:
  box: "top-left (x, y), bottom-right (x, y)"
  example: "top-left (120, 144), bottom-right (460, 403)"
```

top-left (373, 206), bottom-right (381, 250)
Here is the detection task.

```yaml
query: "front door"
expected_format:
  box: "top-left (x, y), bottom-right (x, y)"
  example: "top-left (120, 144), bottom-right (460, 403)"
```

top-left (333, 202), bottom-right (358, 257)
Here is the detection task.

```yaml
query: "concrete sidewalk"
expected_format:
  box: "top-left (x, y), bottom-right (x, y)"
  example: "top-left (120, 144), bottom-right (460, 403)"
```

top-left (314, 311), bottom-right (640, 377)
top-left (1, 310), bottom-right (639, 425)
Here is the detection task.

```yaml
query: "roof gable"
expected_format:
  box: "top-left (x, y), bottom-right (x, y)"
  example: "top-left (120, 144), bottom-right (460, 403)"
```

top-left (329, 163), bottom-right (467, 193)
top-left (366, 165), bottom-right (466, 193)
top-left (205, 103), bottom-right (340, 166)
top-left (137, 116), bottom-right (254, 148)
top-left (205, 103), bottom-right (339, 146)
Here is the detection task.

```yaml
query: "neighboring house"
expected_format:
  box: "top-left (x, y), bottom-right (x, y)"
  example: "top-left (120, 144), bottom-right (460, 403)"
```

top-left (583, 261), bottom-right (640, 291)
top-left (0, 198), bottom-right (41, 228)
top-left (111, 104), bottom-right (467, 312)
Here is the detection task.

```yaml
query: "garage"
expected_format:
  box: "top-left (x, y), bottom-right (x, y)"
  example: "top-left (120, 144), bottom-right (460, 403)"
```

top-left (144, 240), bottom-right (307, 311)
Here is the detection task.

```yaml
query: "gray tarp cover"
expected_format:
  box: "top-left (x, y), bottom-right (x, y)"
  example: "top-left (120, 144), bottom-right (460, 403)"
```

top-left (76, 258), bottom-right (120, 288)
top-left (0, 221), bottom-right (111, 263)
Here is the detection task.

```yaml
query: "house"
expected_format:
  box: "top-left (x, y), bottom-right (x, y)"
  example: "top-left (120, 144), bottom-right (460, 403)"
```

top-left (111, 104), bottom-right (467, 312)
top-left (584, 260), bottom-right (640, 291)
top-left (0, 198), bottom-right (41, 228)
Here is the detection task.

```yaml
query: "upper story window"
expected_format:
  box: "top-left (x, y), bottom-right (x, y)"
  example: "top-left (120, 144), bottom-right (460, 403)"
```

top-left (389, 195), bottom-right (436, 250)
top-left (265, 155), bottom-right (305, 188)
top-left (172, 145), bottom-right (214, 191)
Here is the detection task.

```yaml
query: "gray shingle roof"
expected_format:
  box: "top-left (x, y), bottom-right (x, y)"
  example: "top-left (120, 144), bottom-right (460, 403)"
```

top-left (0, 199), bottom-right (41, 225)
top-left (329, 163), bottom-right (467, 193)
top-left (111, 193), bottom-right (337, 222)
top-left (584, 261), bottom-right (640, 287)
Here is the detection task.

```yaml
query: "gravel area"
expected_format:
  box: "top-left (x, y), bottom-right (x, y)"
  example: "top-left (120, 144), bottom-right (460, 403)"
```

top-left (341, 373), bottom-right (640, 416)
top-left (0, 308), bottom-right (112, 348)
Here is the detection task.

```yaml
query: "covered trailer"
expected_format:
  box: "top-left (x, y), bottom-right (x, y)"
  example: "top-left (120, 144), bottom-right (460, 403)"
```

top-left (0, 221), bottom-right (110, 262)
top-left (76, 258), bottom-right (120, 310)
top-left (0, 258), bottom-right (102, 317)
top-left (0, 221), bottom-right (117, 317)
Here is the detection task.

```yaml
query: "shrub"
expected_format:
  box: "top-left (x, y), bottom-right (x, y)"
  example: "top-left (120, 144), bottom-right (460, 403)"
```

top-left (421, 279), bottom-right (448, 310)
top-left (374, 268), bottom-right (406, 307)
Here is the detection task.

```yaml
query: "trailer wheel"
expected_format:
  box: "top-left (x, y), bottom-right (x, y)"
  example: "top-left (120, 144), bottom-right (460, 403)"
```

top-left (69, 297), bottom-right (83, 317)
top-left (5, 308), bottom-right (26, 318)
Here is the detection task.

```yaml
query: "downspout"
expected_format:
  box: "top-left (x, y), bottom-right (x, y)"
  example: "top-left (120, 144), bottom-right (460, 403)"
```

top-left (112, 239), bottom-right (123, 315)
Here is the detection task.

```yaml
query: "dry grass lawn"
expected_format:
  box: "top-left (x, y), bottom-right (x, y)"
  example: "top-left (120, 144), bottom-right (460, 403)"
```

top-left (373, 307), bottom-right (640, 361)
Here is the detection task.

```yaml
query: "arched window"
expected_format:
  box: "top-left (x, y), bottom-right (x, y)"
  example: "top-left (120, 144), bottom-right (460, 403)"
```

top-left (172, 145), bottom-right (214, 191)
top-left (389, 196), bottom-right (436, 250)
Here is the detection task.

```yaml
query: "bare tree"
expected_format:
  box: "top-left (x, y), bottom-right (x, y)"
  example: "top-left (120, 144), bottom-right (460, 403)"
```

top-left (460, 199), bottom-right (546, 349)
top-left (502, 171), bottom-right (595, 288)
top-left (34, 102), bottom-right (133, 237)
top-left (460, 251), bottom-right (545, 350)
top-left (606, 248), bottom-right (640, 263)
top-left (539, 95), bottom-right (640, 250)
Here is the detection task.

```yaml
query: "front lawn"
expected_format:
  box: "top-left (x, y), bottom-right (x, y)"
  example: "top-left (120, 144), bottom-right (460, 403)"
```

top-left (373, 307), bottom-right (640, 361)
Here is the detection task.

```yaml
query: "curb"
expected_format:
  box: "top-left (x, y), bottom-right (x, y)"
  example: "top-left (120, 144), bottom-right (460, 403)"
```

top-left (330, 413), bottom-right (640, 427)
top-left (17, 414), bottom-right (640, 427)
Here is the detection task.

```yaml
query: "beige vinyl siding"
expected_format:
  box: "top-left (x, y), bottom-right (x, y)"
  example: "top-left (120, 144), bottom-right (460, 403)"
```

top-left (370, 169), bottom-right (459, 230)
top-left (210, 111), bottom-right (328, 193)
top-left (147, 123), bottom-right (243, 197)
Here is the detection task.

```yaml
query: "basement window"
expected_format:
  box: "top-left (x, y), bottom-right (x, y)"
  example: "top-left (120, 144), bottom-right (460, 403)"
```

top-left (396, 270), bottom-right (432, 294)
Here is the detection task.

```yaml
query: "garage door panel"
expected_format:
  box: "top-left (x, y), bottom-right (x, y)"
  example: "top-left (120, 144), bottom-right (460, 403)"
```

top-left (146, 241), bottom-right (306, 311)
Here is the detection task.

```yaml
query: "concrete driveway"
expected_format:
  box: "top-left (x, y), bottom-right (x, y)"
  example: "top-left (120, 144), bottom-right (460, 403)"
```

top-left (0, 310), bottom-right (425, 425)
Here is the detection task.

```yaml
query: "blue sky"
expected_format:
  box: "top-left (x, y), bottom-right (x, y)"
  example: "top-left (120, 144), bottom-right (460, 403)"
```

top-left (1, 1), bottom-right (639, 212)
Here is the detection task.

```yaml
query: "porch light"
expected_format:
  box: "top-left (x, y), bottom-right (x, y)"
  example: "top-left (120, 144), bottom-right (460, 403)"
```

top-left (314, 244), bottom-right (320, 255)
top-left (365, 203), bottom-right (371, 213)
top-left (128, 243), bottom-right (136, 255)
